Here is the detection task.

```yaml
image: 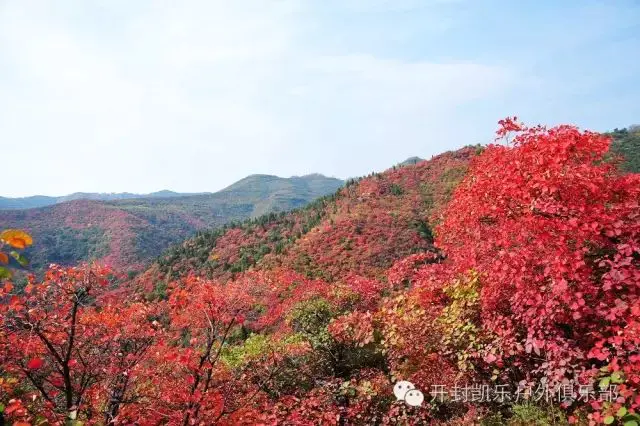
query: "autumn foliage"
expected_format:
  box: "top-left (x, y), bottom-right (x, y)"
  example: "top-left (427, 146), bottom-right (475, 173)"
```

top-left (1, 119), bottom-right (639, 425)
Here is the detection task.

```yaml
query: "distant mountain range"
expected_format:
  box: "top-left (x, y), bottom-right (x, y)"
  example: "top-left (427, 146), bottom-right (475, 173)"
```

top-left (2, 125), bottom-right (635, 275)
top-left (0, 190), bottom-right (207, 210)
top-left (0, 174), bottom-right (343, 271)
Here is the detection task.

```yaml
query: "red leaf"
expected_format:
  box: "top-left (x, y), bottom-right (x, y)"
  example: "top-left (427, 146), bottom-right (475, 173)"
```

top-left (485, 353), bottom-right (497, 363)
top-left (27, 357), bottom-right (44, 370)
top-left (5, 400), bottom-right (23, 415)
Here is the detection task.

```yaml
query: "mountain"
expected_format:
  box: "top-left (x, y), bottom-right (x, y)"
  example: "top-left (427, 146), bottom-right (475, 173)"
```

top-left (397, 156), bottom-right (424, 166)
top-left (126, 126), bottom-right (639, 423)
top-left (0, 190), bottom-right (204, 210)
top-left (142, 129), bottom-right (634, 287)
top-left (218, 173), bottom-right (346, 217)
top-left (3, 124), bottom-right (639, 425)
top-left (0, 195), bottom-right (58, 210)
top-left (0, 174), bottom-right (343, 271)
top-left (141, 148), bottom-right (473, 287)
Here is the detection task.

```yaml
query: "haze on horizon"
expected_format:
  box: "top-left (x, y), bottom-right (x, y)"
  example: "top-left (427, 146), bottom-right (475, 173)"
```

top-left (1, 0), bottom-right (638, 197)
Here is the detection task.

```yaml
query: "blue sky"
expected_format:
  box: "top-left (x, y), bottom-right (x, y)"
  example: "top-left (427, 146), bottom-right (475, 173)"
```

top-left (1, 0), bottom-right (638, 197)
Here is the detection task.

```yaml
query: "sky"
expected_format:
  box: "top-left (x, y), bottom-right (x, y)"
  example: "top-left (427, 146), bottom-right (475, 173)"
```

top-left (1, 0), bottom-right (639, 197)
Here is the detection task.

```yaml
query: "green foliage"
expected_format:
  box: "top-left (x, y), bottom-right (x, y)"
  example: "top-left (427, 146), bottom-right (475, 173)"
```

top-left (508, 403), bottom-right (568, 426)
top-left (390, 183), bottom-right (404, 196)
top-left (222, 334), bottom-right (272, 369)
top-left (24, 226), bottom-right (109, 270)
top-left (288, 298), bottom-right (336, 346)
top-left (147, 272), bottom-right (171, 301)
top-left (440, 165), bottom-right (469, 198)
top-left (288, 298), bottom-right (385, 378)
top-left (608, 125), bottom-right (640, 173)
top-left (464, 143), bottom-right (486, 156)
top-left (477, 403), bottom-right (571, 425)
top-left (420, 182), bottom-right (436, 209)
top-left (480, 412), bottom-right (506, 426)
top-left (397, 156), bottom-right (424, 167)
top-left (290, 252), bottom-right (330, 280)
top-left (415, 219), bottom-right (434, 243)
top-left (438, 272), bottom-right (485, 373)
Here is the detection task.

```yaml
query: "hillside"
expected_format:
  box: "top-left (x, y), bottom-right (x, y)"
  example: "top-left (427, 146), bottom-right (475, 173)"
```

top-left (0, 174), bottom-right (343, 271)
top-left (147, 128), bottom-right (637, 286)
top-left (608, 124), bottom-right (640, 173)
top-left (123, 124), bottom-right (638, 424)
top-left (2, 123), bottom-right (639, 425)
top-left (143, 147), bottom-right (476, 290)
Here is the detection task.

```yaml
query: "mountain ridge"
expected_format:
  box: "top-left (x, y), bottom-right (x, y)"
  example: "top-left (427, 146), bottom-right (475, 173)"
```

top-left (0, 190), bottom-right (206, 210)
top-left (1, 174), bottom-right (344, 210)
top-left (0, 173), bottom-right (344, 271)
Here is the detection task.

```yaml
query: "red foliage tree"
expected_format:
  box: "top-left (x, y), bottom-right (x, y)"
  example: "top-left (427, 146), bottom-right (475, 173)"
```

top-left (435, 120), bottom-right (640, 418)
top-left (0, 265), bottom-right (159, 424)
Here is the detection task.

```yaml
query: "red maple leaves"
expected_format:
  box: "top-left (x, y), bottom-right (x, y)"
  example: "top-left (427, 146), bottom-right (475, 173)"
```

top-left (26, 358), bottom-right (44, 370)
top-left (434, 121), bottom-right (640, 421)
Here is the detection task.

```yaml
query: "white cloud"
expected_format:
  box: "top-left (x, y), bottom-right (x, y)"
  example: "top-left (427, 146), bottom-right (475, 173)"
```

top-left (0, 0), bottom-right (516, 196)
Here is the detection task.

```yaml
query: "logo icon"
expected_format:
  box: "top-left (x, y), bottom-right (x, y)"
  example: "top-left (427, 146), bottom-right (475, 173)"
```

top-left (404, 389), bottom-right (425, 407)
top-left (393, 380), bottom-right (424, 407)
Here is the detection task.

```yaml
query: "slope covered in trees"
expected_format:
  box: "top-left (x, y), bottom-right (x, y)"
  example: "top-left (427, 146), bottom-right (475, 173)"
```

top-left (608, 125), bottom-right (640, 173)
top-left (145, 146), bottom-right (475, 288)
top-left (1, 120), bottom-right (639, 425)
top-left (0, 174), bottom-right (343, 271)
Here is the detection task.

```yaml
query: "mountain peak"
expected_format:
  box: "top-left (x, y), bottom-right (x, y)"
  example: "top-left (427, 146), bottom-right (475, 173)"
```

top-left (398, 156), bottom-right (424, 166)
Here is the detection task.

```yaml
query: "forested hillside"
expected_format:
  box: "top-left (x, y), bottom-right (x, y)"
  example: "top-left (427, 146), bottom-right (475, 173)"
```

top-left (0, 174), bottom-right (343, 271)
top-left (144, 146), bottom-right (475, 287)
top-left (1, 121), bottom-right (638, 425)
top-left (609, 125), bottom-right (640, 173)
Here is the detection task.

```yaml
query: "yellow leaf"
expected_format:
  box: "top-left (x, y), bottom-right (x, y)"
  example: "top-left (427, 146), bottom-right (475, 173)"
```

top-left (0, 229), bottom-right (33, 249)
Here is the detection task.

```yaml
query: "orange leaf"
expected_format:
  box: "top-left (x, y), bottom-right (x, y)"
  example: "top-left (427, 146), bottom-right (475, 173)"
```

top-left (4, 282), bottom-right (13, 292)
top-left (27, 358), bottom-right (44, 370)
top-left (0, 229), bottom-right (33, 249)
top-left (0, 252), bottom-right (8, 264)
